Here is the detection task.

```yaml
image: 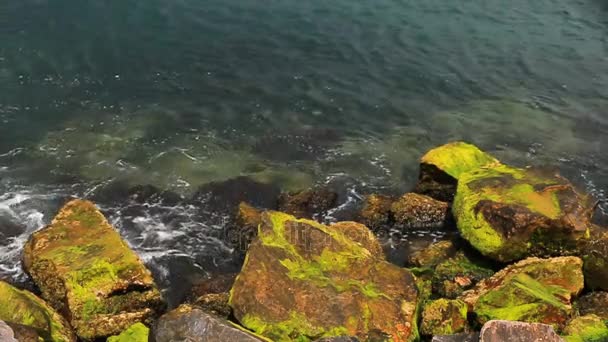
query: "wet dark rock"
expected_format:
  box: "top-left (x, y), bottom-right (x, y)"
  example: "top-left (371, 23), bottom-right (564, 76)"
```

top-left (432, 251), bottom-right (494, 299)
top-left (0, 320), bottom-right (17, 342)
top-left (5, 322), bottom-right (41, 342)
top-left (431, 332), bottom-right (480, 342)
top-left (574, 292), bottom-right (608, 319)
top-left (193, 293), bottom-right (231, 318)
top-left (409, 240), bottom-right (457, 268)
top-left (190, 273), bottom-right (238, 299)
top-left (191, 176), bottom-right (280, 214)
top-left (580, 232), bottom-right (608, 291)
top-left (89, 180), bottom-right (183, 206)
top-left (153, 305), bottom-right (262, 342)
top-left (391, 193), bottom-right (450, 230)
top-left (231, 202), bottom-right (263, 252)
top-left (277, 187), bottom-right (338, 220)
top-left (479, 320), bottom-right (563, 342)
top-left (358, 194), bottom-right (394, 229)
top-left (0, 217), bottom-right (24, 241)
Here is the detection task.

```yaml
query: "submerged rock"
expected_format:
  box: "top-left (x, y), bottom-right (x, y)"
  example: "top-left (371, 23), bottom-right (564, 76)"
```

top-left (432, 252), bottom-right (494, 299)
top-left (562, 315), bottom-right (608, 342)
top-left (0, 320), bottom-right (17, 342)
top-left (277, 187), bottom-right (338, 220)
top-left (461, 257), bottom-right (584, 328)
top-left (191, 176), bottom-right (280, 214)
top-left (0, 280), bottom-right (75, 342)
top-left (414, 142), bottom-right (499, 202)
top-left (22, 199), bottom-right (164, 340)
top-left (153, 305), bottom-right (262, 342)
top-left (391, 193), bottom-right (450, 230)
top-left (107, 323), bottom-right (149, 342)
top-left (420, 299), bottom-right (468, 336)
top-left (358, 194), bottom-right (394, 229)
top-left (229, 212), bottom-right (419, 341)
top-left (479, 320), bottom-right (563, 342)
top-left (453, 163), bottom-right (593, 263)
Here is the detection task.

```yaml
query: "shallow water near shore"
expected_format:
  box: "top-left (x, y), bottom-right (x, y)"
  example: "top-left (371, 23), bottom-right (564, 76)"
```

top-left (0, 0), bottom-right (607, 303)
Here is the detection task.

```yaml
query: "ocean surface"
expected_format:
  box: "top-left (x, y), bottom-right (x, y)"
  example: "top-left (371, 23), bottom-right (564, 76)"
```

top-left (1, 0), bottom-right (607, 304)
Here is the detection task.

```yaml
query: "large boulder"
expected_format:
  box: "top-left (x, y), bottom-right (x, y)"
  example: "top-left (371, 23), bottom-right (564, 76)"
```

top-left (0, 280), bottom-right (75, 342)
top-left (479, 320), bottom-right (564, 342)
top-left (229, 212), bottom-right (419, 341)
top-left (453, 164), bottom-right (593, 263)
top-left (414, 142), bottom-right (499, 202)
top-left (22, 199), bottom-right (164, 340)
top-left (461, 257), bottom-right (584, 328)
top-left (153, 305), bottom-right (263, 342)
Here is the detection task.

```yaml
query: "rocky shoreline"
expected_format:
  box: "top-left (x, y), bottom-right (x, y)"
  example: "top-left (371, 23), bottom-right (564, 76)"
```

top-left (1, 141), bottom-right (607, 341)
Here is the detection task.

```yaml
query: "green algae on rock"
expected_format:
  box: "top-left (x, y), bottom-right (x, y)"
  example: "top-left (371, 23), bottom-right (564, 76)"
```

top-left (107, 323), bottom-right (149, 342)
top-left (0, 280), bottom-right (75, 342)
top-left (461, 257), bottom-right (584, 328)
top-left (453, 163), bottom-right (594, 263)
top-left (562, 315), bottom-right (608, 342)
top-left (432, 251), bottom-right (494, 299)
top-left (22, 199), bottom-right (164, 340)
top-left (229, 211), bottom-right (419, 341)
top-left (420, 299), bottom-right (468, 336)
top-left (414, 142), bottom-right (500, 202)
top-left (409, 240), bottom-right (457, 268)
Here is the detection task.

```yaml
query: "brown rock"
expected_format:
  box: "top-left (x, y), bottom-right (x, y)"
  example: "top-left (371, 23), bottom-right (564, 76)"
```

top-left (193, 293), bottom-right (231, 318)
top-left (233, 203), bottom-right (263, 251)
top-left (190, 273), bottom-right (238, 299)
top-left (391, 193), bottom-right (450, 230)
top-left (229, 212), bottom-right (419, 341)
top-left (277, 187), bottom-right (338, 219)
top-left (359, 194), bottom-right (394, 229)
top-left (409, 240), bottom-right (457, 268)
top-left (479, 320), bottom-right (564, 342)
top-left (574, 292), bottom-right (608, 320)
top-left (5, 322), bottom-right (42, 342)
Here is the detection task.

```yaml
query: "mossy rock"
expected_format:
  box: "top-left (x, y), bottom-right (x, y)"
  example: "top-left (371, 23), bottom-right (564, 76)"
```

top-left (107, 323), bottom-right (149, 342)
top-left (453, 164), bottom-right (593, 263)
top-left (0, 280), bottom-right (75, 342)
top-left (563, 315), bottom-right (608, 342)
top-left (229, 212), bottom-right (419, 341)
top-left (22, 199), bottom-right (164, 340)
top-left (359, 194), bottom-right (394, 229)
top-left (432, 252), bottom-right (494, 299)
top-left (579, 232), bottom-right (608, 291)
top-left (420, 299), bottom-right (468, 336)
top-left (409, 240), bottom-right (457, 268)
top-left (461, 257), bottom-right (584, 329)
top-left (414, 142), bottom-right (500, 202)
top-left (575, 292), bottom-right (608, 320)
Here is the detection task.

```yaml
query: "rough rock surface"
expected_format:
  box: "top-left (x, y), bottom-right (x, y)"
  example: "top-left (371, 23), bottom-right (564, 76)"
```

top-left (479, 320), bottom-right (564, 342)
top-left (0, 280), bottom-right (75, 342)
top-left (562, 314), bottom-right (608, 342)
top-left (420, 299), bottom-right (468, 336)
top-left (193, 293), bottom-right (231, 318)
top-left (229, 212), bottom-right (419, 341)
top-left (414, 141), bottom-right (499, 202)
top-left (107, 323), bottom-right (149, 342)
top-left (22, 199), bottom-right (163, 340)
top-left (154, 305), bottom-right (262, 342)
top-left (359, 194), bottom-right (394, 229)
top-left (0, 320), bottom-right (17, 342)
top-left (574, 292), bottom-right (608, 320)
top-left (5, 322), bottom-right (42, 342)
top-left (409, 240), bottom-right (457, 268)
top-left (233, 202), bottom-right (263, 251)
top-left (461, 257), bottom-right (584, 328)
top-left (391, 193), bottom-right (450, 230)
top-left (453, 164), bottom-right (593, 263)
top-left (432, 252), bottom-right (494, 299)
top-left (431, 333), bottom-right (480, 342)
top-left (579, 232), bottom-right (608, 291)
top-left (277, 187), bottom-right (338, 220)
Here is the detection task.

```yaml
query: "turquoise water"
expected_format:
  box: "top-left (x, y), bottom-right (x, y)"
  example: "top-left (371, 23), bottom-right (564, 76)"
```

top-left (0, 0), bottom-right (607, 300)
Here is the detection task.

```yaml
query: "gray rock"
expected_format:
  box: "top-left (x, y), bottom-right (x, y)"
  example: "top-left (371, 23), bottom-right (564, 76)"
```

top-left (0, 320), bottom-right (17, 342)
top-left (154, 305), bottom-right (262, 342)
top-left (315, 338), bottom-right (359, 342)
top-left (432, 332), bottom-right (479, 342)
top-left (480, 320), bottom-right (564, 342)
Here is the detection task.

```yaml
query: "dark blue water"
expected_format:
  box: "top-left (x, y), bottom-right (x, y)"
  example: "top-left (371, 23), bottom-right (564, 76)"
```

top-left (1, 0), bottom-right (607, 300)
